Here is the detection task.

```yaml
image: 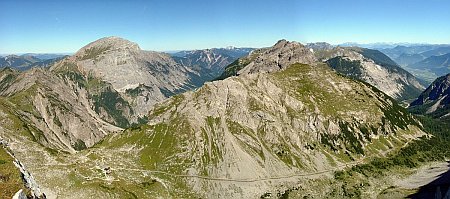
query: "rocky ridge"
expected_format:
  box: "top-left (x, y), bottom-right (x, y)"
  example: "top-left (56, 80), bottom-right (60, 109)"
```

top-left (410, 73), bottom-right (450, 118)
top-left (219, 41), bottom-right (424, 100)
top-left (316, 46), bottom-right (424, 100)
top-left (62, 36), bottom-right (228, 118)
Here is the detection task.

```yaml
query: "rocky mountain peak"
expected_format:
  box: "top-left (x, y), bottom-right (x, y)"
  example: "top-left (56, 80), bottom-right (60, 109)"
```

top-left (237, 39), bottom-right (317, 75)
top-left (306, 42), bottom-right (334, 51)
top-left (272, 39), bottom-right (302, 49)
top-left (74, 36), bottom-right (140, 59)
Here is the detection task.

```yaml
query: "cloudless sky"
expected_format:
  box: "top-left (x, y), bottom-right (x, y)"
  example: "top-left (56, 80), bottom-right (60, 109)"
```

top-left (1, 0), bottom-right (449, 53)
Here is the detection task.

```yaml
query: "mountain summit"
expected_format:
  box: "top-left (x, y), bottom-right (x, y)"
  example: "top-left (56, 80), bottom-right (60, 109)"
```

top-left (218, 39), bottom-right (316, 79)
top-left (75, 37), bottom-right (141, 56)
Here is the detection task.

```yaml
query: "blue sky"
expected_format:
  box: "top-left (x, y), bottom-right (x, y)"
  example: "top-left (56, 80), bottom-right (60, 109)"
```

top-left (1, 0), bottom-right (449, 53)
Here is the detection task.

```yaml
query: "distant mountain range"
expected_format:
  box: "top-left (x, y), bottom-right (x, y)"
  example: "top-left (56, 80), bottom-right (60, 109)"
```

top-left (379, 45), bottom-right (446, 59)
top-left (409, 53), bottom-right (450, 74)
top-left (172, 47), bottom-right (253, 58)
top-left (338, 42), bottom-right (438, 50)
top-left (0, 54), bottom-right (68, 70)
top-left (374, 45), bottom-right (450, 84)
top-left (381, 45), bottom-right (450, 67)
top-left (21, 53), bottom-right (70, 60)
top-left (170, 47), bottom-right (254, 80)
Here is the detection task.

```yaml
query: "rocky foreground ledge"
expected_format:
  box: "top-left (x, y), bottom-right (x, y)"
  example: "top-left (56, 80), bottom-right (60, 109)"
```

top-left (1, 137), bottom-right (46, 199)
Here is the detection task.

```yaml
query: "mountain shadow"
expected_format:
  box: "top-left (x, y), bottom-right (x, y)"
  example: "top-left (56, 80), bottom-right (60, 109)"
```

top-left (408, 161), bottom-right (450, 199)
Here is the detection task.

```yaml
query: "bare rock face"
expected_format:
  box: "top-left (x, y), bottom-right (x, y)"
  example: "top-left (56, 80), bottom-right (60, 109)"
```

top-left (12, 190), bottom-right (27, 199)
top-left (65, 37), bottom-right (203, 117)
top-left (72, 36), bottom-right (192, 93)
top-left (238, 39), bottom-right (317, 75)
top-left (0, 67), bottom-right (122, 152)
top-left (310, 46), bottom-right (425, 100)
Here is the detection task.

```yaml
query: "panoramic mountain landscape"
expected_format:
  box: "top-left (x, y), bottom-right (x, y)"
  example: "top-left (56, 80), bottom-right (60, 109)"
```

top-left (1, 0), bottom-right (450, 199)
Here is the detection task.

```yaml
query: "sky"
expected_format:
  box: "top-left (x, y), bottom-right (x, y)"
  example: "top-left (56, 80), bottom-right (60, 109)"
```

top-left (0, 0), bottom-right (449, 54)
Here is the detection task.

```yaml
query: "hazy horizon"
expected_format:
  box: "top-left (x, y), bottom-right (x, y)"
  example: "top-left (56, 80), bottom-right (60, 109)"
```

top-left (2, 39), bottom-right (450, 55)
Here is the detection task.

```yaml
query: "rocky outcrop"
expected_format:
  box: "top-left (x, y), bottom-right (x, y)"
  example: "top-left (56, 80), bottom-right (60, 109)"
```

top-left (0, 67), bottom-right (123, 152)
top-left (217, 40), bottom-right (316, 80)
top-left (238, 39), bottom-right (317, 75)
top-left (219, 40), bottom-right (423, 100)
top-left (12, 189), bottom-right (27, 199)
top-left (1, 137), bottom-right (45, 198)
top-left (13, 159), bottom-right (45, 198)
top-left (325, 49), bottom-right (425, 100)
top-left (72, 37), bottom-right (191, 93)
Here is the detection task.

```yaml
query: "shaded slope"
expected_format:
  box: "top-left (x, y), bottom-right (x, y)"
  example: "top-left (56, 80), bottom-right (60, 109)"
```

top-left (409, 73), bottom-right (450, 119)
